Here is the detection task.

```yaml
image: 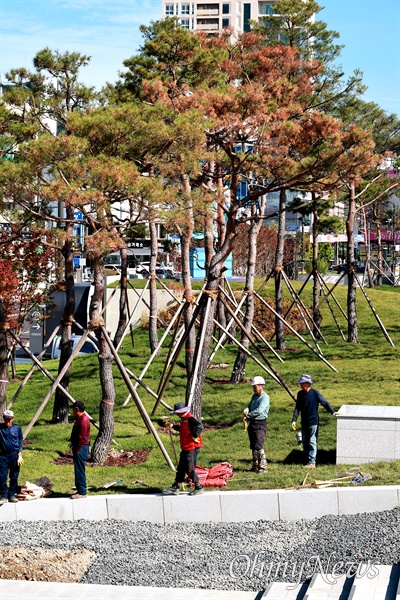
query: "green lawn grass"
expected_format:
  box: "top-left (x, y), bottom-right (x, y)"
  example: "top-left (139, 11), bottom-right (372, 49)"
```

top-left (8, 279), bottom-right (400, 497)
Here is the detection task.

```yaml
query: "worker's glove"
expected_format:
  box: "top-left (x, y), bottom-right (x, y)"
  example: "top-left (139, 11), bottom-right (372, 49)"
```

top-left (165, 422), bottom-right (174, 430)
top-left (192, 437), bottom-right (200, 443)
top-left (333, 412), bottom-right (341, 417)
top-left (291, 422), bottom-right (297, 431)
top-left (243, 408), bottom-right (249, 416)
top-left (17, 456), bottom-right (24, 466)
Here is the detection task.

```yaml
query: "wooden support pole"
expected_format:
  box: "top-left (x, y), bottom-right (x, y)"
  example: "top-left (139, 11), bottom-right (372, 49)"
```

top-left (269, 271), bottom-right (314, 342)
top-left (218, 287), bottom-right (297, 400)
top-left (317, 271), bottom-right (348, 311)
top-left (255, 268), bottom-right (274, 296)
top-left (316, 273), bottom-right (346, 341)
top-left (281, 270), bottom-right (326, 350)
top-left (317, 274), bottom-right (349, 322)
top-left (127, 279), bottom-right (167, 329)
top-left (252, 290), bottom-right (338, 373)
top-left (7, 324), bottom-right (61, 410)
top-left (151, 300), bottom-right (203, 416)
top-left (187, 295), bottom-right (212, 408)
top-left (9, 283), bottom-right (119, 413)
top-left (354, 273), bottom-right (395, 347)
top-left (212, 315), bottom-right (284, 389)
top-left (166, 288), bottom-right (206, 368)
top-left (100, 325), bottom-right (176, 471)
top-left (215, 290), bottom-right (284, 364)
top-left (207, 293), bottom-right (248, 365)
top-left (271, 272), bottom-right (313, 345)
top-left (155, 303), bottom-right (186, 399)
top-left (116, 278), bottom-right (150, 352)
top-left (8, 331), bottom-right (103, 439)
top-left (122, 300), bottom-right (186, 406)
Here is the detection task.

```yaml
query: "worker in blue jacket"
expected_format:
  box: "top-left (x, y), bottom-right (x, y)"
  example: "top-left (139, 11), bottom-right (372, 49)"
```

top-left (292, 374), bottom-right (339, 468)
top-left (0, 410), bottom-right (23, 503)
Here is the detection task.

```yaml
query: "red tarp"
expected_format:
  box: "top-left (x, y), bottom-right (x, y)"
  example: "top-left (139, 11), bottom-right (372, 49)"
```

top-left (192, 462), bottom-right (234, 487)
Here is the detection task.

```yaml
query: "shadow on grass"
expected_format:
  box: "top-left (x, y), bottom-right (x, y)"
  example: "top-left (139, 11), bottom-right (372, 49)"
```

top-left (281, 448), bottom-right (336, 466)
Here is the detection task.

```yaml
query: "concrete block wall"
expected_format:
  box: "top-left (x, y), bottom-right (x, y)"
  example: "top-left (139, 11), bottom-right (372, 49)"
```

top-left (336, 405), bottom-right (400, 464)
top-left (1, 485), bottom-right (400, 524)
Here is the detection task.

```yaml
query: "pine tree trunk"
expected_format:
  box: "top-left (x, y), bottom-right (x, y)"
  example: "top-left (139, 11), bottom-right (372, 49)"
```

top-left (347, 183), bottom-right (358, 343)
top-left (187, 226), bottom-right (236, 419)
top-left (10, 345), bottom-right (16, 381)
top-left (312, 198), bottom-right (322, 338)
top-left (0, 299), bottom-right (8, 412)
top-left (113, 247), bottom-right (128, 348)
top-left (90, 258), bottom-right (115, 464)
top-left (231, 198), bottom-right (265, 383)
top-left (180, 231), bottom-right (195, 377)
top-left (53, 214), bottom-right (75, 424)
top-left (148, 219), bottom-right (159, 354)
top-left (275, 189), bottom-right (286, 351)
top-left (377, 225), bottom-right (383, 287)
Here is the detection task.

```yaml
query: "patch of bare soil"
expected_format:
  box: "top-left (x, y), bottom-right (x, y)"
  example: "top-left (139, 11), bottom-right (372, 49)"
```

top-left (210, 377), bottom-right (253, 384)
top-left (52, 448), bottom-right (151, 466)
top-left (203, 421), bottom-right (236, 431)
top-left (0, 546), bottom-right (95, 582)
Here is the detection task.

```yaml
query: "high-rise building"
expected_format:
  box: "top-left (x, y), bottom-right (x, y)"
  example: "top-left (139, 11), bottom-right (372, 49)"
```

top-left (161, 1), bottom-right (278, 38)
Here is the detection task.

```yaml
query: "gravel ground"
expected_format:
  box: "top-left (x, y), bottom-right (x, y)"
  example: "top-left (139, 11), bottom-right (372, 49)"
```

top-left (1, 507), bottom-right (400, 591)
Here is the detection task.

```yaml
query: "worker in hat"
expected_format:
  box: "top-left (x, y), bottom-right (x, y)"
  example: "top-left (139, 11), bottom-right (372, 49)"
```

top-left (242, 376), bottom-right (270, 473)
top-left (163, 402), bottom-right (204, 496)
top-left (0, 410), bottom-right (23, 504)
top-left (292, 374), bottom-right (339, 468)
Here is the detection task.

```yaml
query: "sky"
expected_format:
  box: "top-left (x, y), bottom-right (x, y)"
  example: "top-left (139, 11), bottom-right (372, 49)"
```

top-left (1, 0), bottom-right (400, 116)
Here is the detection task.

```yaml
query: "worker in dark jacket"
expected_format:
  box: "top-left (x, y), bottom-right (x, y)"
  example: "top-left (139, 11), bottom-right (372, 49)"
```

top-left (70, 401), bottom-right (90, 499)
top-left (163, 402), bottom-right (204, 496)
top-left (292, 374), bottom-right (339, 468)
top-left (0, 410), bottom-right (23, 504)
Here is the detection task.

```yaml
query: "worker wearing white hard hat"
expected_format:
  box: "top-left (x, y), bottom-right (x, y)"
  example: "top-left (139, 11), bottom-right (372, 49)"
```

top-left (242, 376), bottom-right (270, 473)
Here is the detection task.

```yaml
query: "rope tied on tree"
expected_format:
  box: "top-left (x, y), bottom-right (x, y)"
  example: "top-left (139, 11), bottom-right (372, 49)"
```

top-left (274, 265), bottom-right (283, 272)
top-left (185, 294), bottom-right (196, 304)
top-left (62, 317), bottom-right (75, 326)
top-left (88, 316), bottom-right (105, 331)
top-left (0, 322), bottom-right (9, 331)
top-left (101, 399), bottom-right (114, 406)
top-left (203, 290), bottom-right (219, 300)
top-left (149, 273), bottom-right (156, 280)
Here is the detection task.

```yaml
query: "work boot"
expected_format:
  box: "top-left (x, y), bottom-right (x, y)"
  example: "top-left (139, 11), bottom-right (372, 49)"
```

top-left (162, 484), bottom-right (180, 495)
top-left (8, 496), bottom-right (18, 503)
top-left (251, 450), bottom-right (258, 472)
top-left (258, 449), bottom-right (268, 473)
top-left (189, 485), bottom-right (204, 496)
top-left (305, 463), bottom-right (316, 469)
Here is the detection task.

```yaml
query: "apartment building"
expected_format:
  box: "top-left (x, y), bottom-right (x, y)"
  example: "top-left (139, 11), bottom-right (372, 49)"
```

top-left (161, 1), bottom-right (277, 37)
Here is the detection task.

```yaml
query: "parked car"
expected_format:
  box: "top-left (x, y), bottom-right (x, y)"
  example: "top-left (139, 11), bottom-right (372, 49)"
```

top-left (51, 334), bottom-right (98, 360)
top-left (156, 267), bottom-right (181, 281)
top-left (103, 265), bottom-right (121, 276)
top-left (104, 264), bottom-right (139, 278)
top-left (329, 263), bottom-right (365, 274)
